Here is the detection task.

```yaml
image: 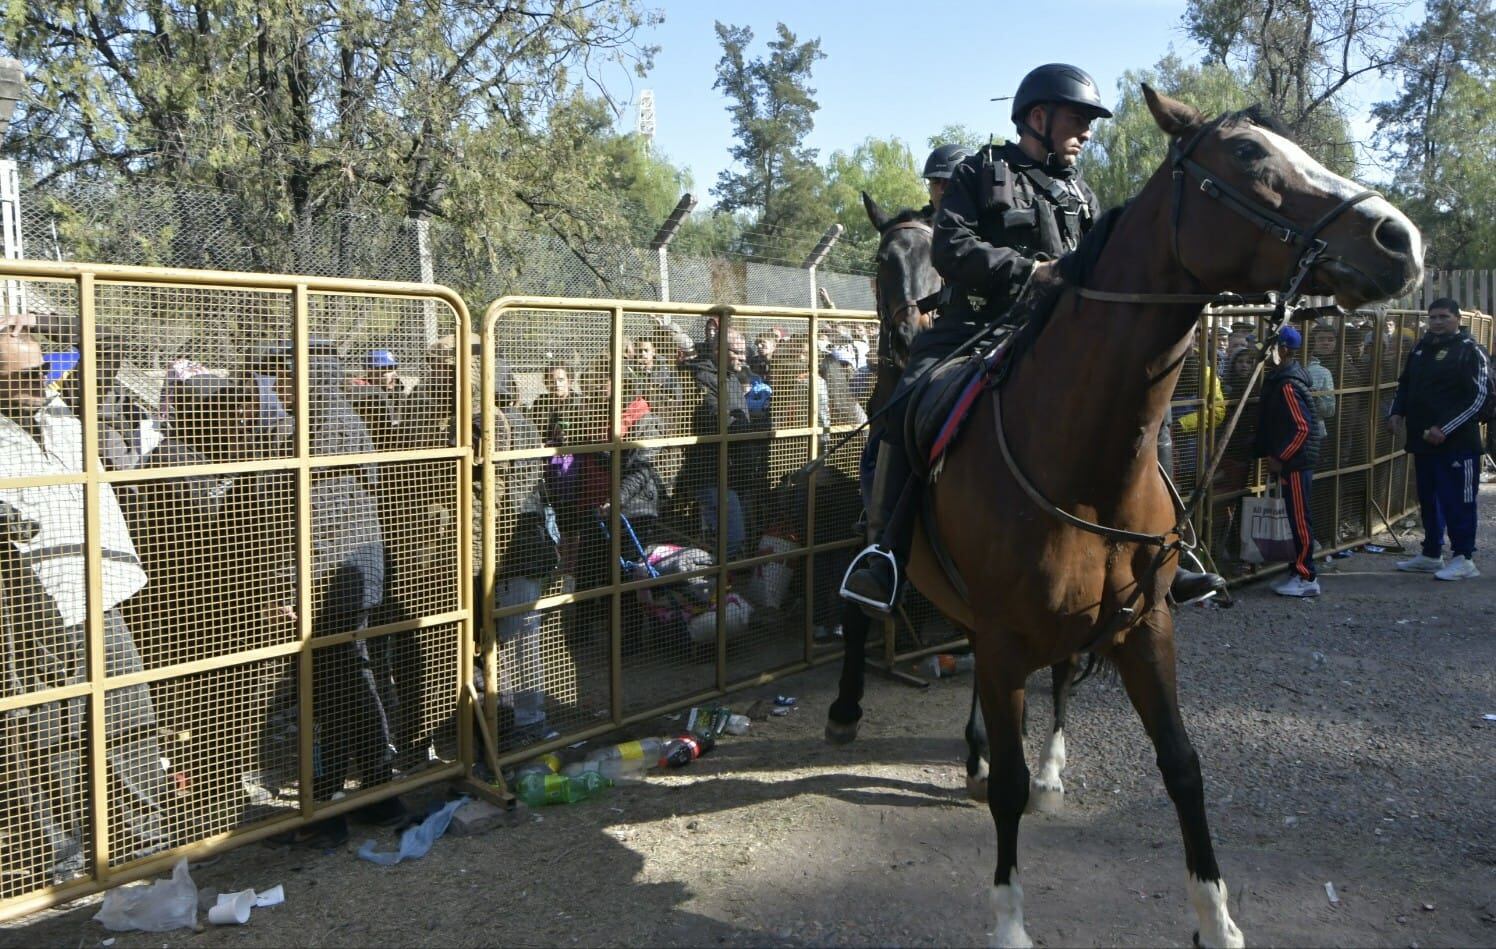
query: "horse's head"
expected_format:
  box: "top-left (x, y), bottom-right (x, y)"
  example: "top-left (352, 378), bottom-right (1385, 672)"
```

top-left (1142, 86), bottom-right (1422, 309)
top-left (864, 191), bottom-right (941, 368)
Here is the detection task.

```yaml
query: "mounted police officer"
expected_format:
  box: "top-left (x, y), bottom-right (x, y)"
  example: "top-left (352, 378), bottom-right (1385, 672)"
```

top-left (842, 63), bottom-right (1225, 614)
top-left (922, 143), bottom-right (970, 211)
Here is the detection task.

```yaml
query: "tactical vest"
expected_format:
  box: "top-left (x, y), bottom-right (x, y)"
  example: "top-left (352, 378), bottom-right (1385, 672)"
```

top-left (976, 143), bottom-right (1093, 259)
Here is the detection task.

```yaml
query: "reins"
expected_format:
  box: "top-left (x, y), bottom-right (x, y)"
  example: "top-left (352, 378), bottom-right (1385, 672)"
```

top-left (990, 114), bottom-right (1381, 649)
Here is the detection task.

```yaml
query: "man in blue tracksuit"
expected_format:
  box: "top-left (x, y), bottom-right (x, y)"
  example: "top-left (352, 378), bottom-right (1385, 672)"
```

top-left (1387, 298), bottom-right (1489, 581)
top-left (1254, 325), bottom-right (1323, 597)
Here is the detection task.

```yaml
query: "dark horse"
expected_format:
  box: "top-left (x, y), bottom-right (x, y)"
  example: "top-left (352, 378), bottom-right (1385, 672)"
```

top-left (828, 87), bottom-right (1422, 947)
top-left (847, 192), bottom-right (1077, 803)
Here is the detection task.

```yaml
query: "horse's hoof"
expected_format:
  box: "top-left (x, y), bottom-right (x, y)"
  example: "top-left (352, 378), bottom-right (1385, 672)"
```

top-left (1027, 780), bottom-right (1064, 814)
top-left (966, 774), bottom-right (989, 802)
top-left (824, 718), bottom-right (860, 745)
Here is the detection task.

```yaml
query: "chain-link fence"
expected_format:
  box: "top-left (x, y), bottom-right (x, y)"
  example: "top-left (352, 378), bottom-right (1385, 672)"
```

top-left (12, 178), bottom-right (876, 315)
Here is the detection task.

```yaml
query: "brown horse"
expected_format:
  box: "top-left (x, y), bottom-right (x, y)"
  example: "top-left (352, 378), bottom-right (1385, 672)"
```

top-left (830, 86), bottom-right (1422, 947)
top-left (848, 192), bottom-right (1078, 800)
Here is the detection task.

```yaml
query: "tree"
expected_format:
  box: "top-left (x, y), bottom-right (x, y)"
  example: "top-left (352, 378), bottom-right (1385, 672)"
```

top-left (1183, 0), bottom-right (1400, 164)
top-left (1371, 0), bottom-right (1496, 268)
top-left (2, 0), bottom-right (662, 272)
top-left (927, 124), bottom-right (991, 152)
top-left (710, 21), bottom-right (830, 264)
top-left (1079, 55), bottom-right (1255, 210)
top-left (821, 136), bottom-right (926, 247)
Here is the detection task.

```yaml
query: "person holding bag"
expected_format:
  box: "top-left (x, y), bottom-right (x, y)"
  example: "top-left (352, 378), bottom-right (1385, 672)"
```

top-left (1252, 325), bottom-right (1323, 597)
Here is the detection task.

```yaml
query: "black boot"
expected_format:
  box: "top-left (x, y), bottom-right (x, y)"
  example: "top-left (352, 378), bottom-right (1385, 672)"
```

top-left (1169, 567), bottom-right (1227, 605)
top-left (841, 441), bottom-right (914, 615)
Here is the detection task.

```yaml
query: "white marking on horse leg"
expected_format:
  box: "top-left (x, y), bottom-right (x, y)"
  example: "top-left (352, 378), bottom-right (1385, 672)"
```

top-left (1187, 875), bottom-right (1245, 948)
top-left (989, 878), bottom-right (1034, 949)
top-left (1027, 728), bottom-right (1065, 814)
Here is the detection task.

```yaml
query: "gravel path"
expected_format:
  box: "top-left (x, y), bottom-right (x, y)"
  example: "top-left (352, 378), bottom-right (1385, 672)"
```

top-left (5, 489), bottom-right (1495, 948)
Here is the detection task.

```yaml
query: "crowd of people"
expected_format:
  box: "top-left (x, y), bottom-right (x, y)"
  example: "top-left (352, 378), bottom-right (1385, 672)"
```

top-left (0, 311), bottom-right (882, 878)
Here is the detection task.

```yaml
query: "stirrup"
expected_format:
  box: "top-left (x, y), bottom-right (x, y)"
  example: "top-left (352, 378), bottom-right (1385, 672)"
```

top-left (1170, 549), bottom-right (1223, 607)
top-left (840, 544), bottom-right (900, 613)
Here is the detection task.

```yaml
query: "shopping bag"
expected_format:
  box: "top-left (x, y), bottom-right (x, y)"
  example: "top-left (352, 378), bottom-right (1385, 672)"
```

top-left (1239, 487), bottom-right (1297, 564)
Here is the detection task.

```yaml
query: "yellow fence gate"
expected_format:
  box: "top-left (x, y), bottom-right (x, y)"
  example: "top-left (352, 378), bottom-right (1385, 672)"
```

top-left (0, 261), bottom-right (474, 918)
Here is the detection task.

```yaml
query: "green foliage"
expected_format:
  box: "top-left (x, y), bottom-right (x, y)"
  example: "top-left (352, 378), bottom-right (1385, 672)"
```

top-left (709, 21), bottom-right (831, 264)
top-left (1079, 55), bottom-right (1255, 210)
top-left (822, 137), bottom-right (926, 247)
top-left (1181, 0), bottom-right (1400, 160)
top-left (2, 0), bottom-right (664, 272)
top-left (1372, 0), bottom-right (1496, 268)
top-left (927, 124), bottom-right (992, 152)
top-left (1384, 73), bottom-right (1496, 269)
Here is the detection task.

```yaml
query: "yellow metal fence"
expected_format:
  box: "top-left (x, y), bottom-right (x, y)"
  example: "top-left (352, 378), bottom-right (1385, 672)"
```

top-left (0, 263), bottom-right (1479, 919)
top-left (0, 261), bottom-right (473, 919)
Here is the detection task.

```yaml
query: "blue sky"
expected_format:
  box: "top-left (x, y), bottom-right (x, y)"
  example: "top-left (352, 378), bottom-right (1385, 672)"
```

top-left (613, 0), bottom-right (1408, 206)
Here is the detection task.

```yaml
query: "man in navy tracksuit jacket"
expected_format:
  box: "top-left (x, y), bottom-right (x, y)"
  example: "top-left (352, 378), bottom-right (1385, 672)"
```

top-left (1253, 325), bottom-right (1323, 596)
top-left (1387, 298), bottom-right (1488, 581)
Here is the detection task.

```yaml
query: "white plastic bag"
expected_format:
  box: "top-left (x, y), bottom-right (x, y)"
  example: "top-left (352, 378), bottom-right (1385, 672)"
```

top-left (93, 858), bottom-right (198, 933)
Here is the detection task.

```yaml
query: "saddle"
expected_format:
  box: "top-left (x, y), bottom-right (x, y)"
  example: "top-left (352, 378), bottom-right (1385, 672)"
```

top-left (905, 333), bottom-right (1016, 480)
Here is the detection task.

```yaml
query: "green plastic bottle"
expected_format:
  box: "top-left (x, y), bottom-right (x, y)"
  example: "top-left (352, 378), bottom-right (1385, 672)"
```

top-left (516, 769), bottom-right (612, 806)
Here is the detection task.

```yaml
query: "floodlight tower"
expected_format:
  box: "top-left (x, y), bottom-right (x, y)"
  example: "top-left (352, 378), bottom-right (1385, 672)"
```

top-left (637, 90), bottom-right (656, 147)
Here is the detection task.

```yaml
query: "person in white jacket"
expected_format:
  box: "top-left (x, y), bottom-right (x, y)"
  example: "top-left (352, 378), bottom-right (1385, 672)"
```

top-left (0, 331), bottom-right (171, 883)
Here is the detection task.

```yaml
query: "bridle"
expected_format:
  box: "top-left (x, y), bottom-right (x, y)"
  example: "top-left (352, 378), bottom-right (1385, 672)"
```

top-left (1075, 115), bottom-right (1380, 318)
top-left (875, 218), bottom-right (939, 366)
top-left (989, 114), bottom-right (1385, 645)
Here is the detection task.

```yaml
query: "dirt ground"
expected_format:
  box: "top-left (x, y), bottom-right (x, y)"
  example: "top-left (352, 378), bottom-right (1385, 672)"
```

top-left (5, 491), bottom-right (1496, 948)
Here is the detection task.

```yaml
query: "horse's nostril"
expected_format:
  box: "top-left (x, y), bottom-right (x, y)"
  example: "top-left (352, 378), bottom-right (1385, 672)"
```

top-left (1374, 217), bottom-right (1413, 257)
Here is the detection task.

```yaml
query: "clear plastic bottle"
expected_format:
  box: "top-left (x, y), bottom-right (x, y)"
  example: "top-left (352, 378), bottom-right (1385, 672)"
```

top-left (589, 738), bottom-right (664, 767)
top-left (722, 714), bottom-right (750, 736)
top-left (563, 755), bottom-right (649, 783)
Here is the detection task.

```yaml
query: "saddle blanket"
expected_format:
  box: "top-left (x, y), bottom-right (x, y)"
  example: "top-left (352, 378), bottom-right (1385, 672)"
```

top-left (912, 336), bottom-right (1016, 476)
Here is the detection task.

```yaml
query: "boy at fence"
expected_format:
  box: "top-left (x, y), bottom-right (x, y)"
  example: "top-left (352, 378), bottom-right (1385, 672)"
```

top-left (1253, 325), bottom-right (1323, 598)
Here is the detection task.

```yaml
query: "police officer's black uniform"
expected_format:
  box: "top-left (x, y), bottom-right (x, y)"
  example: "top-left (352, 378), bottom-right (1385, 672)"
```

top-left (843, 63), bottom-right (1224, 612)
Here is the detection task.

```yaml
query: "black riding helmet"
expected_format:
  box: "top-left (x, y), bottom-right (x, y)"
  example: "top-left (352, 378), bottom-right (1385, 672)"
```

top-left (1011, 64), bottom-right (1111, 171)
top-left (1010, 64), bottom-right (1112, 126)
top-left (922, 143), bottom-right (971, 180)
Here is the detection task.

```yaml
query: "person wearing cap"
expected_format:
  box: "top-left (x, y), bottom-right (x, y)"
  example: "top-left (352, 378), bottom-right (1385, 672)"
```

top-left (0, 332), bottom-right (173, 872)
top-left (1252, 325), bottom-right (1323, 597)
top-left (358, 348), bottom-right (401, 392)
top-left (1387, 297), bottom-right (1488, 581)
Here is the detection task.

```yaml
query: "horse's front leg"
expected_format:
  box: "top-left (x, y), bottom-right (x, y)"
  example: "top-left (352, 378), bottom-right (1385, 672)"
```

top-left (1114, 612), bottom-right (1244, 948)
top-left (975, 657), bottom-right (1033, 948)
top-left (1028, 658), bottom-right (1074, 814)
top-left (825, 599), bottom-right (870, 744)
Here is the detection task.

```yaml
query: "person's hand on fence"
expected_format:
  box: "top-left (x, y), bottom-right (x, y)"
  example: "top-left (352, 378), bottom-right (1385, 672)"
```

top-left (1384, 413), bottom-right (1404, 436)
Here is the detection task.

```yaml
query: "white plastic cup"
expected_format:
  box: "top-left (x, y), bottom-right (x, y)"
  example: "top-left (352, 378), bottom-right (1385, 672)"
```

top-left (208, 890), bottom-right (254, 925)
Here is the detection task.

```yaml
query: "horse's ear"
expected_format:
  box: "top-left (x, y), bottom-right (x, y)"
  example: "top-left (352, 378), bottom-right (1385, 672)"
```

top-left (862, 191), bottom-right (891, 232)
top-left (1142, 83), bottom-right (1204, 138)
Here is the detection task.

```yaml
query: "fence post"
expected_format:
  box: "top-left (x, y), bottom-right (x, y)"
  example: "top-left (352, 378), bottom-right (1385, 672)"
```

top-left (651, 193), bottom-right (696, 303)
top-left (414, 217), bottom-right (438, 348)
top-left (802, 224), bottom-right (843, 310)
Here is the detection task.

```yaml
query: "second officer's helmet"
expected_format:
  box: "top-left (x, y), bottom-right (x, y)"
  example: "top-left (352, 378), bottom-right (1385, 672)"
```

top-left (922, 143), bottom-right (972, 180)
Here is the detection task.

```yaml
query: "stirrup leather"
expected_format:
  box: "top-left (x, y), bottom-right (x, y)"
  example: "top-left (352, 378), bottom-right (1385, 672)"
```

top-left (840, 544), bottom-right (900, 613)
